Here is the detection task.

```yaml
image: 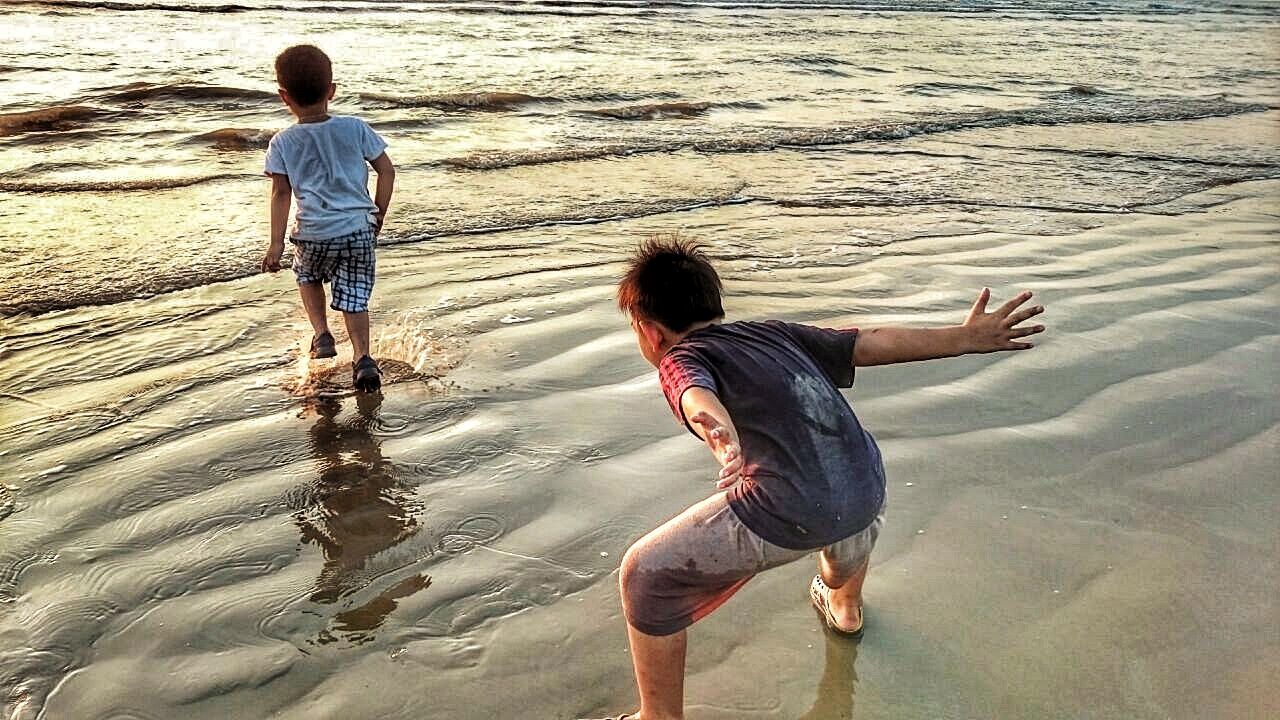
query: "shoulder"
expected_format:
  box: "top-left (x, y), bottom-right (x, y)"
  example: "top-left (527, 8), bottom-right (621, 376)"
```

top-left (330, 115), bottom-right (373, 131)
top-left (267, 123), bottom-right (299, 146)
top-left (659, 342), bottom-right (707, 373)
top-left (719, 319), bottom-right (794, 342)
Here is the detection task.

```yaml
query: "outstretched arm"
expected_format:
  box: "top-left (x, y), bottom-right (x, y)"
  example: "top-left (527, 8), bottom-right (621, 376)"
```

top-left (679, 386), bottom-right (745, 488)
top-left (853, 289), bottom-right (1045, 367)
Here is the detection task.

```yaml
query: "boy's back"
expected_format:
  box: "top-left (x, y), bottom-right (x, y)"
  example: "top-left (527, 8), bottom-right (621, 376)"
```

top-left (265, 115), bottom-right (386, 242)
top-left (659, 320), bottom-right (885, 549)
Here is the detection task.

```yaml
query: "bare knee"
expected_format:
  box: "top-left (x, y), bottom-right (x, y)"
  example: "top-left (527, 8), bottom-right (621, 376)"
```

top-left (619, 540), bottom-right (649, 609)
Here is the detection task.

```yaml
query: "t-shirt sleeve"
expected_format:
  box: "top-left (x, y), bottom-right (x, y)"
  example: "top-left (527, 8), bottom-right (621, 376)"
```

top-left (264, 133), bottom-right (287, 176)
top-left (658, 348), bottom-right (719, 436)
top-left (781, 322), bottom-right (858, 388)
top-left (358, 120), bottom-right (388, 161)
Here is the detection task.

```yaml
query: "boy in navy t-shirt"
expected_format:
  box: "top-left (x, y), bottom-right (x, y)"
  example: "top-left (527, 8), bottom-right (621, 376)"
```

top-left (604, 237), bottom-right (1045, 720)
top-left (260, 45), bottom-right (396, 391)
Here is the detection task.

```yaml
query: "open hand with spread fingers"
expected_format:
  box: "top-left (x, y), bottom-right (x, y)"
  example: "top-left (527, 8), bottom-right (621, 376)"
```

top-left (689, 410), bottom-right (744, 489)
top-left (963, 288), bottom-right (1046, 353)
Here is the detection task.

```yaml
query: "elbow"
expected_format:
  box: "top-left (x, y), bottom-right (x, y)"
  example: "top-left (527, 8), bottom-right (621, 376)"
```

top-left (852, 329), bottom-right (880, 366)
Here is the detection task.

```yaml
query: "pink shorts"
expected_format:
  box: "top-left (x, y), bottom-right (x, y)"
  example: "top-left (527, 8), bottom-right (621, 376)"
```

top-left (619, 491), bottom-right (883, 637)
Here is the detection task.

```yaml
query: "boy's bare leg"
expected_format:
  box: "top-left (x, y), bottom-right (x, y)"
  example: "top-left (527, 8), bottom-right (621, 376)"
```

top-left (343, 311), bottom-right (371, 359)
top-left (298, 282), bottom-right (331, 336)
top-left (625, 624), bottom-right (687, 720)
top-left (820, 555), bottom-right (869, 631)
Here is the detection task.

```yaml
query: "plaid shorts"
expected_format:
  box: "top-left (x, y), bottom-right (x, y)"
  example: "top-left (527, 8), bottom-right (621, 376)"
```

top-left (291, 227), bottom-right (377, 313)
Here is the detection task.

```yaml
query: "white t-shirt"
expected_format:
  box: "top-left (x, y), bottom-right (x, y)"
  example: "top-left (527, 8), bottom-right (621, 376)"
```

top-left (264, 115), bottom-right (388, 242)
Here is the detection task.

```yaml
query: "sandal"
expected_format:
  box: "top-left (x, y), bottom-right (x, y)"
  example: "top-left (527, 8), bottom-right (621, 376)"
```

top-left (809, 575), bottom-right (863, 638)
top-left (310, 331), bottom-right (337, 359)
top-left (352, 354), bottom-right (382, 392)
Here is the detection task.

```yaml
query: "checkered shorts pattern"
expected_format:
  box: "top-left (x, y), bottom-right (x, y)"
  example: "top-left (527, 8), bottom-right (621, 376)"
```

top-left (291, 227), bottom-right (377, 313)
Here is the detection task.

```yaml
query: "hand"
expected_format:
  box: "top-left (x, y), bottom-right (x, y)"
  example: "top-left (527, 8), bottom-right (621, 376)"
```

top-left (373, 210), bottom-right (385, 236)
top-left (261, 243), bottom-right (283, 273)
top-left (963, 288), bottom-right (1045, 352)
top-left (689, 410), bottom-right (744, 489)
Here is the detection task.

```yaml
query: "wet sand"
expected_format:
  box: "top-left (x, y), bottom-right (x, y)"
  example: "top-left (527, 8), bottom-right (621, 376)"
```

top-left (3, 153), bottom-right (1277, 717)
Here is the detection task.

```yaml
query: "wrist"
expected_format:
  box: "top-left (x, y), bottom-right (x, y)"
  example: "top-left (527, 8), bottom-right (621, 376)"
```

top-left (951, 325), bottom-right (979, 355)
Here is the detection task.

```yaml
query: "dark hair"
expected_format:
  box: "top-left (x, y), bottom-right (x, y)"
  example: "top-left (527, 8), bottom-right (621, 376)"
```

top-left (617, 235), bottom-right (724, 332)
top-left (275, 45), bottom-right (332, 106)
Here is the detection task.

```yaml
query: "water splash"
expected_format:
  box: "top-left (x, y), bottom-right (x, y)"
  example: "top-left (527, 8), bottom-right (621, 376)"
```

top-left (283, 315), bottom-right (466, 397)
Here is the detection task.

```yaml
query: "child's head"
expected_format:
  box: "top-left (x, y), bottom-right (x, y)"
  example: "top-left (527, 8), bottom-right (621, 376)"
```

top-left (618, 235), bottom-right (724, 365)
top-left (274, 45), bottom-right (335, 112)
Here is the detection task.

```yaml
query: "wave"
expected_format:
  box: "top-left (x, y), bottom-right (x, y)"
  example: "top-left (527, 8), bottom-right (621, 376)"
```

top-left (0, 188), bottom-right (751, 316)
top-left (361, 89), bottom-right (687, 111)
top-left (0, 105), bottom-right (104, 137)
top-left (780, 53), bottom-right (852, 67)
top-left (12, 1), bottom-right (272, 13)
top-left (360, 91), bottom-right (554, 111)
top-left (583, 101), bottom-right (713, 120)
top-left (11, 0), bottom-right (1279, 18)
top-left (21, 0), bottom-right (328, 16)
top-left (778, 53), bottom-right (853, 76)
top-left (902, 81), bottom-right (1005, 96)
top-left (104, 82), bottom-right (275, 103)
top-left (444, 95), bottom-right (1269, 170)
top-left (383, 187), bottom-right (750, 247)
top-left (0, 173), bottom-right (243, 193)
top-left (191, 127), bottom-right (277, 150)
top-left (581, 100), bottom-right (767, 120)
top-left (0, 85), bottom-right (272, 140)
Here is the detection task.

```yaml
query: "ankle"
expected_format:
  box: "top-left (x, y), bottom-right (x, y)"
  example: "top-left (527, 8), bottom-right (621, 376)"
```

top-left (829, 591), bottom-right (862, 617)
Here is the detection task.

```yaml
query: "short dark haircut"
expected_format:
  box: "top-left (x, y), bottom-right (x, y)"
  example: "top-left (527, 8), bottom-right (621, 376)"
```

top-left (275, 45), bottom-right (332, 106)
top-left (617, 235), bottom-right (724, 332)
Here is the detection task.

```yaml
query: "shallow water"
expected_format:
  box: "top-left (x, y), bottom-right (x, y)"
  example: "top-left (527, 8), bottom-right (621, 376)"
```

top-left (2, 1), bottom-right (1279, 719)
top-left (2, 0), bottom-right (1279, 314)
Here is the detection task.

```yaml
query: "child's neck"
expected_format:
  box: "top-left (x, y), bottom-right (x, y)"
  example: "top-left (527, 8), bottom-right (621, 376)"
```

top-left (294, 102), bottom-right (330, 124)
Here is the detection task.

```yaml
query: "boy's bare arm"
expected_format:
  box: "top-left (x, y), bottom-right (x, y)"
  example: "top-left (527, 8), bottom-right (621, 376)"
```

top-left (370, 152), bottom-right (395, 234)
top-left (261, 173), bottom-right (292, 273)
top-left (680, 386), bottom-right (745, 488)
top-left (853, 289), bottom-right (1045, 367)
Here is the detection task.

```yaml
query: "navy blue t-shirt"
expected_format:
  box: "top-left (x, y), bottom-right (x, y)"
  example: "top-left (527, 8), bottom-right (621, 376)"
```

top-left (659, 320), bottom-right (886, 550)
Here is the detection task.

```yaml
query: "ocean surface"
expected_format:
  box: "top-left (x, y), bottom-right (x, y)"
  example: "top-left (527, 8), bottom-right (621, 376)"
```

top-left (2, 0), bottom-right (1279, 314)
top-left (1, 1), bottom-right (1278, 719)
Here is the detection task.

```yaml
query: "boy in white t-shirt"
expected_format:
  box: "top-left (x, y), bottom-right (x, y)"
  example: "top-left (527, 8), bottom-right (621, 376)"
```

top-left (260, 44), bottom-right (396, 392)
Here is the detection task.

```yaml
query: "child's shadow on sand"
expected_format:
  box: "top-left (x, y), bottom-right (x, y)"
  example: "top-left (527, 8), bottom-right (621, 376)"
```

top-left (796, 632), bottom-right (859, 720)
top-left (292, 392), bottom-right (429, 645)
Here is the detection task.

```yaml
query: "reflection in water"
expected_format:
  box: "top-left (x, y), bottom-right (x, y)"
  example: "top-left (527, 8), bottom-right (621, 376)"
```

top-left (293, 392), bottom-right (428, 645)
top-left (797, 632), bottom-right (859, 720)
